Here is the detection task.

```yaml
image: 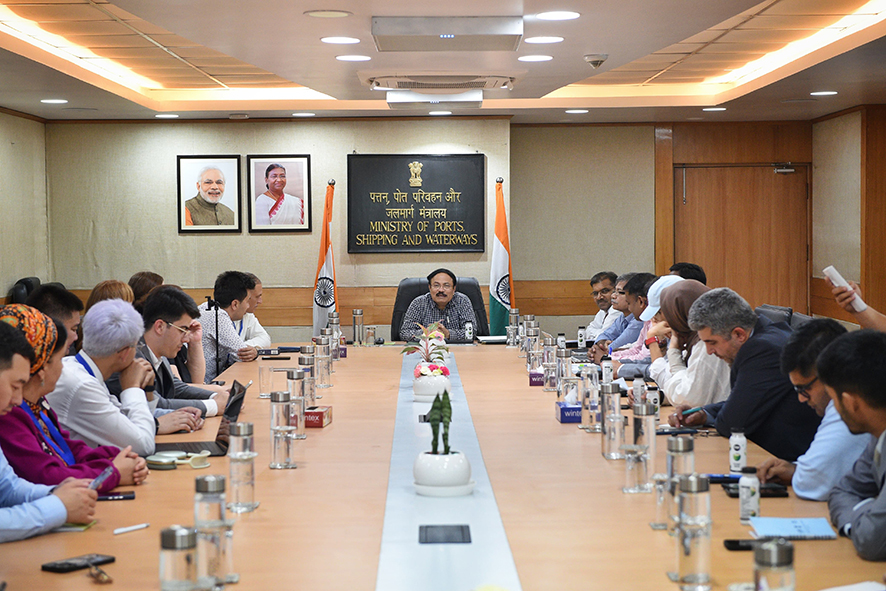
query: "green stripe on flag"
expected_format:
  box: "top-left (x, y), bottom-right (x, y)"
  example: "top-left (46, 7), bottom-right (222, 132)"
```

top-left (489, 295), bottom-right (509, 336)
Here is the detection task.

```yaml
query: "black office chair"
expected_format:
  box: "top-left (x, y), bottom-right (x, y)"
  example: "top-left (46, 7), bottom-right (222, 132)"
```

top-left (7, 277), bottom-right (41, 304)
top-left (755, 304), bottom-right (793, 325)
top-left (391, 277), bottom-right (489, 341)
top-left (790, 311), bottom-right (812, 328)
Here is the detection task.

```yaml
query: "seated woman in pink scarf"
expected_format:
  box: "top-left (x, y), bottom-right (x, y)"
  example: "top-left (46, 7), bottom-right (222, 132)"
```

top-left (0, 304), bottom-right (148, 493)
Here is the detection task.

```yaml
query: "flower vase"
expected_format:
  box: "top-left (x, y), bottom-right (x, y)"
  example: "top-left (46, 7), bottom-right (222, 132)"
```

top-left (413, 362), bottom-right (451, 403)
top-left (413, 451), bottom-right (475, 496)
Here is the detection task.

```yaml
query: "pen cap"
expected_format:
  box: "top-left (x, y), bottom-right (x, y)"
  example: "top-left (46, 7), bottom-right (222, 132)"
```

top-left (195, 475), bottom-right (226, 493)
top-left (270, 390), bottom-right (290, 403)
top-left (679, 474), bottom-right (709, 493)
top-left (161, 525), bottom-right (197, 550)
top-left (755, 538), bottom-right (793, 567)
top-left (231, 422), bottom-right (253, 437)
top-left (667, 435), bottom-right (694, 453)
top-left (301, 344), bottom-right (315, 355)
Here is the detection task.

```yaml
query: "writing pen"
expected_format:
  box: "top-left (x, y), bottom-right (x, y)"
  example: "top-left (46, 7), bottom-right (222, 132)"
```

top-left (114, 522), bottom-right (150, 535)
top-left (88, 466), bottom-right (114, 490)
top-left (681, 406), bottom-right (704, 416)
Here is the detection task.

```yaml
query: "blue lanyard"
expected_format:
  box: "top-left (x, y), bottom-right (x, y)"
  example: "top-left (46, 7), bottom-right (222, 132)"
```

top-left (235, 319), bottom-right (243, 335)
top-left (74, 352), bottom-right (96, 378)
top-left (21, 403), bottom-right (76, 466)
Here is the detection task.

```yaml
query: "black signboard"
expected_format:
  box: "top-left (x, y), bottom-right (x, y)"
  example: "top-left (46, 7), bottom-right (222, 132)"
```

top-left (347, 154), bottom-right (485, 253)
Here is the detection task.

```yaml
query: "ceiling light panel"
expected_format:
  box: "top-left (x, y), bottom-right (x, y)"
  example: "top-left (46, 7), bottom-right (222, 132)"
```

top-left (372, 16), bottom-right (523, 52)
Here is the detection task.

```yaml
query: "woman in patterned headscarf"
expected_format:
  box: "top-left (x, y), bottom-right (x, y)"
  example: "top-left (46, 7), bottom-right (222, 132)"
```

top-left (647, 281), bottom-right (731, 408)
top-left (0, 304), bottom-right (148, 492)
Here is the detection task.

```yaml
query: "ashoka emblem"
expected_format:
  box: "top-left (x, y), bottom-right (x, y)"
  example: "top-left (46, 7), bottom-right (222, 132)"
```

top-left (314, 277), bottom-right (335, 307)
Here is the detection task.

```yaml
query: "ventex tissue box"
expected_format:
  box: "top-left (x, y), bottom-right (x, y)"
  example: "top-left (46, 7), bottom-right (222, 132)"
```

top-left (555, 401), bottom-right (581, 423)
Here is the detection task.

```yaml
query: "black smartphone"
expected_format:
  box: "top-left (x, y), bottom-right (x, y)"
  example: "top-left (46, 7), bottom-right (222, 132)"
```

top-left (722, 482), bottom-right (789, 498)
top-left (98, 491), bottom-right (135, 501)
top-left (724, 539), bottom-right (756, 551)
top-left (261, 356), bottom-right (290, 361)
top-left (42, 554), bottom-right (115, 573)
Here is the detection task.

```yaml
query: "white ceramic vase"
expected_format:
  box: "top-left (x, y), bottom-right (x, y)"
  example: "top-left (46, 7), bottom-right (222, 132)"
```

top-left (413, 451), bottom-right (474, 496)
top-left (413, 362), bottom-right (451, 402)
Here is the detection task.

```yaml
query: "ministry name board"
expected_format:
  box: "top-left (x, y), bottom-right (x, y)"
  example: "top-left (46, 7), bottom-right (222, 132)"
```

top-left (347, 154), bottom-right (485, 253)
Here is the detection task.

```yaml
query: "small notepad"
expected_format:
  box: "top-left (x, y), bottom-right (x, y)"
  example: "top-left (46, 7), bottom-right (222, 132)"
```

top-left (749, 517), bottom-right (837, 540)
top-left (54, 520), bottom-right (97, 533)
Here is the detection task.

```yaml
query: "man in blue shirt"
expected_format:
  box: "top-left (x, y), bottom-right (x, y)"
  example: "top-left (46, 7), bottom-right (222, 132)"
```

top-left (590, 273), bottom-right (648, 364)
top-left (0, 321), bottom-right (96, 543)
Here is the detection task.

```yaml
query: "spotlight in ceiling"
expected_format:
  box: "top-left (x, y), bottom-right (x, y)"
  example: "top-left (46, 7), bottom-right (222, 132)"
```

top-left (305, 10), bottom-right (352, 18)
top-left (810, 90), bottom-right (838, 96)
top-left (536, 11), bottom-right (580, 21)
top-left (292, 112), bottom-right (316, 117)
top-left (321, 36), bottom-right (360, 44)
top-left (155, 114), bottom-right (179, 118)
top-left (565, 109), bottom-right (588, 114)
top-left (429, 111), bottom-right (452, 116)
top-left (702, 107), bottom-right (726, 112)
top-left (525, 36), bottom-right (563, 44)
top-left (40, 99), bottom-right (68, 104)
top-left (518, 55), bottom-right (553, 62)
top-left (229, 113), bottom-right (249, 120)
top-left (336, 55), bottom-right (371, 62)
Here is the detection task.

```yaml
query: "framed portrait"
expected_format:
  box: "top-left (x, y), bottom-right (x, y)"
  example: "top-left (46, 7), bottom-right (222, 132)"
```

top-left (246, 155), bottom-right (312, 233)
top-left (177, 155), bottom-right (242, 233)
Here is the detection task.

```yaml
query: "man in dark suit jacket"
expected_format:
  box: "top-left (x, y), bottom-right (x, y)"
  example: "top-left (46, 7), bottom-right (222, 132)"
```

top-left (107, 286), bottom-right (227, 418)
top-left (669, 287), bottom-right (821, 461)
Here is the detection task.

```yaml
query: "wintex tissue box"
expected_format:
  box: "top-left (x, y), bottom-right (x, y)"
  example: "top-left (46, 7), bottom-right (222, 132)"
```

top-left (555, 401), bottom-right (581, 423)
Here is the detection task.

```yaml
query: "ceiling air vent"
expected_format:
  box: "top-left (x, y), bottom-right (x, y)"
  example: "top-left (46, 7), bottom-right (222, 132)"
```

top-left (369, 74), bottom-right (514, 94)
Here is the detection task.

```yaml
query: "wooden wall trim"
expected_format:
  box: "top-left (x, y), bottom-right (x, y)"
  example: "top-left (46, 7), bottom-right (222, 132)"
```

top-left (673, 122), bottom-right (813, 164)
top-left (654, 125), bottom-right (674, 275)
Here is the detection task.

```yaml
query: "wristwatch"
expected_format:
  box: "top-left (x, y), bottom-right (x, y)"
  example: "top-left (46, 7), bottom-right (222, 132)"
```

top-left (644, 336), bottom-right (660, 348)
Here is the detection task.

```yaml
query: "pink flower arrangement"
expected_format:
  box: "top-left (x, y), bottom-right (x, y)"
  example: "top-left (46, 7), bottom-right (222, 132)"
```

top-left (414, 363), bottom-right (450, 378)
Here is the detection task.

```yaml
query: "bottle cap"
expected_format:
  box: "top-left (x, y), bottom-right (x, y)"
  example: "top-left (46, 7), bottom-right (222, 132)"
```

top-left (543, 337), bottom-right (554, 346)
top-left (600, 383), bottom-right (620, 394)
top-left (731, 428), bottom-right (745, 434)
top-left (352, 309), bottom-right (363, 315)
top-left (231, 422), bottom-right (253, 437)
top-left (316, 336), bottom-right (330, 345)
top-left (667, 435), bottom-right (694, 452)
top-left (270, 390), bottom-right (290, 403)
top-left (509, 308), bottom-right (519, 314)
top-left (601, 356), bottom-right (611, 361)
top-left (633, 403), bottom-right (655, 416)
top-left (527, 320), bottom-right (539, 328)
top-left (328, 311), bottom-right (339, 317)
top-left (288, 369), bottom-right (305, 381)
top-left (558, 332), bottom-right (565, 336)
top-left (526, 327), bottom-right (540, 337)
top-left (556, 348), bottom-right (571, 358)
top-left (320, 328), bottom-right (333, 336)
top-left (195, 474), bottom-right (225, 493)
top-left (161, 525), bottom-right (196, 550)
top-left (578, 326), bottom-right (585, 330)
top-left (741, 466), bottom-right (757, 474)
top-left (301, 344), bottom-right (315, 355)
top-left (755, 538), bottom-right (794, 567)
top-left (298, 355), bottom-right (315, 366)
top-left (679, 474), bottom-right (709, 493)
top-left (329, 318), bottom-right (340, 326)
top-left (523, 314), bottom-right (535, 321)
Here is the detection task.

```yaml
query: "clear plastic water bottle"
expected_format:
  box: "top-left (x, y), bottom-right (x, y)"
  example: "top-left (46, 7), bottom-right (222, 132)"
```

top-left (227, 422), bottom-right (258, 514)
top-left (754, 539), bottom-right (795, 591)
top-left (667, 436), bottom-right (696, 536)
top-left (352, 309), bottom-right (364, 347)
top-left (675, 474), bottom-right (712, 591)
top-left (194, 475), bottom-right (226, 591)
top-left (160, 525), bottom-right (197, 591)
top-left (269, 391), bottom-right (296, 470)
top-left (298, 354), bottom-right (316, 406)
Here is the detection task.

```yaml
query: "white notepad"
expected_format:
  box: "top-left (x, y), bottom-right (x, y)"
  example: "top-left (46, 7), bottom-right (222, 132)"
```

top-left (749, 517), bottom-right (837, 540)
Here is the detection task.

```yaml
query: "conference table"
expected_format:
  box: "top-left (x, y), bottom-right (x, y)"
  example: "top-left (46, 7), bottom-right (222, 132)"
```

top-left (2, 345), bottom-right (884, 590)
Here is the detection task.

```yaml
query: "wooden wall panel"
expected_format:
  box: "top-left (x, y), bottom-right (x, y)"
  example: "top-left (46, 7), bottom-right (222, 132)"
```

top-left (673, 122), bottom-right (812, 164)
top-left (810, 277), bottom-right (858, 323)
top-left (654, 125), bottom-right (674, 275)
top-left (861, 106), bottom-right (886, 314)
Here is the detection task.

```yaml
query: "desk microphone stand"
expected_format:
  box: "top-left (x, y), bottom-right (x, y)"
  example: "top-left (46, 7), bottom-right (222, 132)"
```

top-left (205, 296), bottom-right (220, 380)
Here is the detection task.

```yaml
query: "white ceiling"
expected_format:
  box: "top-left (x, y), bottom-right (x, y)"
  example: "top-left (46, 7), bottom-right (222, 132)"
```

top-left (0, 0), bottom-right (884, 123)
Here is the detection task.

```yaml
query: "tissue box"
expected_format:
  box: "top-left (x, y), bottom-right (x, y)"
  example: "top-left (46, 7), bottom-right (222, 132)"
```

top-left (306, 405), bottom-right (332, 428)
top-left (555, 401), bottom-right (582, 423)
top-left (529, 371), bottom-right (544, 386)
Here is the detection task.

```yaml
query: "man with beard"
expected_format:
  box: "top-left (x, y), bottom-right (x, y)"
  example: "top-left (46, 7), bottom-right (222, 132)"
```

top-left (185, 166), bottom-right (235, 226)
top-left (255, 163), bottom-right (304, 226)
top-left (400, 268), bottom-right (477, 342)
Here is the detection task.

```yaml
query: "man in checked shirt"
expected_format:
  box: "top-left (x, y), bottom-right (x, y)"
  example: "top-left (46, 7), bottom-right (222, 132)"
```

top-left (399, 268), bottom-right (477, 343)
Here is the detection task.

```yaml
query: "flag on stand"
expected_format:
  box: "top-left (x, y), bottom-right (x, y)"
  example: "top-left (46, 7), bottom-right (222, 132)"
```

top-left (313, 180), bottom-right (338, 337)
top-left (489, 177), bottom-right (515, 335)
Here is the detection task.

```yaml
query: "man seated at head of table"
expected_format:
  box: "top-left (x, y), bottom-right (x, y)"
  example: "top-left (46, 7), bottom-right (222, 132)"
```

top-left (583, 271), bottom-right (621, 343)
top-left (25, 283), bottom-right (84, 354)
top-left (0, 305), bottom-right (148, 493)
top-left (820, 330), bottom-right (886, 560)
top-left (647, 279), bottom-right (731, 408)
top-left (198, 271), bottom-right (258, 384)
top-left (669, 288), bottom-right (821, 462)
top-left (755, 319), bottom-right (868, 501)
top-left (107, 285), bottom-right (224, 420)
top-left (590, 273), bottom-right (644, 364)
top-left (47, 299), bottom-right (162, 457)
top-left (0, 322), bottom-right (97, 543)
top-left (609, 273), bottom-right (658, 379)
top-left (399, 268), bottom-right (477, 342)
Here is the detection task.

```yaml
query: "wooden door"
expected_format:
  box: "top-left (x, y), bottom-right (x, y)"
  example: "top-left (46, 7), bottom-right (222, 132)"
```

top-left (674, 165), bottom-right (809, 312)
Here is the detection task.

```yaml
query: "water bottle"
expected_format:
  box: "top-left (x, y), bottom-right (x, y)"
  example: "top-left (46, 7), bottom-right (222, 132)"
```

top-left (556, 332), bottom-right (566, 349)
top-left (227, 422), bottom-right (258, 514)
top-left (754, 539), bottom-right (795, 591)
top-left (298, 355), bottom-right (316, 406)
top-left (269, 391), bottom-right (296, 470)
top-left (160, 525), bottom-right (197, 591)
top-left (739, 466), bottom-right (760, 524)
top-left (601, 356), bottom-right (613, 384)
top-left (675, 475), bottom-right (712, 591)
top-left (315, 336), bottom-right (332, 389)
top-left (577, 327), bottom-right (586, 349)
top-left (730, 429), bottom-right (747, 474)
top-left (464, 321), bottom-right (474, 341)
top-left (352, 309), bottom-right (364, 347)
top-left (194, 475), bottom-right (226, 591)
top-left (667, 436), bottom-right (695, 536)
top-left (632, 402), bottom-right (657, 486)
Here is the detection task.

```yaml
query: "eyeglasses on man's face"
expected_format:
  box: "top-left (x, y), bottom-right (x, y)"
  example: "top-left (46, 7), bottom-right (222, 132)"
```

top-left (793, 376), bottom-right (818, 400)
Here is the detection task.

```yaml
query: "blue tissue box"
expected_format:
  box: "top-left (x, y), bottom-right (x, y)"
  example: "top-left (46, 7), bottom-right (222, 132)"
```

top-left (555, 401), bottom-right (582, 423)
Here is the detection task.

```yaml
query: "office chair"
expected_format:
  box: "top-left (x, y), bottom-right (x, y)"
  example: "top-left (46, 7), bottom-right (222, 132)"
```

top-left (755, 304), bottom-right (793, 325)
top-left (391, 277), bottom-right (489, 341)
top-left (7, 277), bottom-right (41, 304)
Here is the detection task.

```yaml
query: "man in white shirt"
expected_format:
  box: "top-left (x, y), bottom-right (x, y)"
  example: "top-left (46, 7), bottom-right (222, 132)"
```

top-left (47, 299), bottom-right (196, 457)
top-left (199, 271), bottom-right (255, 383)
top-left (756, 319), bottom-right (868, 501)
top-left (584, 271), bottom-right (622, 343)
top-left (235, 273), bottom-right (271, 349)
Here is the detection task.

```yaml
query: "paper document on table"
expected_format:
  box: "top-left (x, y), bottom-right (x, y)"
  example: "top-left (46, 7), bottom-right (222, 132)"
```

top-left (815, 583), bottom-right (886, 591)
top-left (749, 517), bottom-right (836, 540)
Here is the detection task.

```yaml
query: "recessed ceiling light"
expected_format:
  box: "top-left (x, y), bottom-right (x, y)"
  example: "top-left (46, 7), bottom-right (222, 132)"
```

top-left (702, 107), bottom-right (726, 112)
top-left (781, 98), bottom-right (817, 103)
top-left (525, 36), bottom-right (564, 44)
top-left (40, 99), bottom-right (68, 104)
top-left (155, 114), bottom-right (179, 118)
top-left (321, 36), bottom-right (359, 44)
top-left (439, 34), bottom-right (455, 39)
top-left (292, 112), bottom-right (316, 117)
top-left (686, 117), bottom-right (704, 121)
top-left (429, 111), bottom-right (452, 116)
top-left (810, 90), bottom-right (838, 96)
top-left (518, 55), bottom-right (553, 62)
top-left (305, 10), bottom-right (351, 18)
top-left (336, 55), bottom-right (371, 62)
top-left (537, 11), bottom-right (580, 21)
top-left (565, 109), bottom-right (588, 114)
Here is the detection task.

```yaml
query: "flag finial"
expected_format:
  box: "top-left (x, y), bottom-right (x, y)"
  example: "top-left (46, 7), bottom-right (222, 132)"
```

top-left (496, 177), bottom-right (504, 183)
top-left (328, 179), bottom-right (335, 186)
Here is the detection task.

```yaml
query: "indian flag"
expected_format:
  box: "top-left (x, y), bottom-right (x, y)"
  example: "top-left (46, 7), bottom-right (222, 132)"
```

top-left (313, 180), bottom-right (338, 336)
top-left (489, 178), bottom-right (515, 335)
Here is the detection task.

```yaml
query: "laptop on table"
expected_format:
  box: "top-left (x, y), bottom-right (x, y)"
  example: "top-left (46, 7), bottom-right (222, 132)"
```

top-left (154, 379), bottom-right (249, 457)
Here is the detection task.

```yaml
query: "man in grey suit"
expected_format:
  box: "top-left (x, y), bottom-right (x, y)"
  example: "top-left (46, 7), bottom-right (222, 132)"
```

top-left (818, 329), bottom-right (886, 561)
top-left (108, 286), bottom-right (227, 418)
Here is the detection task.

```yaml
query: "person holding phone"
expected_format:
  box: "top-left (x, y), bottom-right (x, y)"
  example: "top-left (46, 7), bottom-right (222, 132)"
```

top-left (0, 321), bottom-right (96, 543)
top-left (0, 305), bottom-right (148, 493)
